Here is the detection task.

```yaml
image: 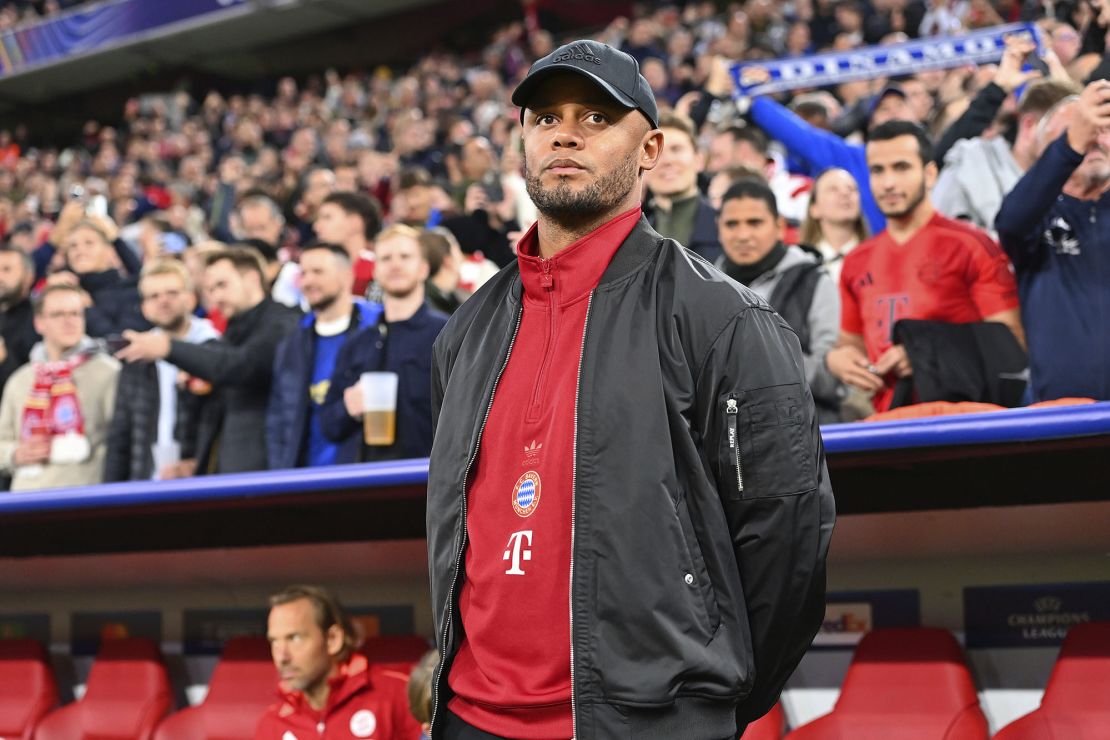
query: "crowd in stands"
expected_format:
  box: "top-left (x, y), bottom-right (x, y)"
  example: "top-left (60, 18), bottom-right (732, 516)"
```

top-left (0, 0), bottom-right (86, 31)
top-left (0, 0), bottom-right (1108, 491)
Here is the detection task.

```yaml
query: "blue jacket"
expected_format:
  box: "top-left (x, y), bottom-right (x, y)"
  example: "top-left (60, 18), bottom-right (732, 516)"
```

top-left (750, 97), bottom-right (885, 234)
top-left (266, 300), bottom-right (383, 469)
top-left (319, 302), bottom-right (449, 461)
top-left (995, 135), bottom-right (1110, 402)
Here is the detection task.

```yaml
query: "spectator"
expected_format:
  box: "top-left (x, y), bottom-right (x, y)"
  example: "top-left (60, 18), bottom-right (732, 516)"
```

top-left (826, 121), bottom-right (1024, 411)
top-left (407, 650), bottom-right (438, 740)
top-left (34, 200), bottom-right (143, 286)
top-left (50, 216), bottom-right (149, 338)
top-left (0, 284), bottom-right (119, 490)
top-left (995, 80), bottom-right (1110, 401)
top-left (716, 179), bottom-right (842, 422)
top-left (419, 227), bottom-right (467, 316)
top-left (800, 167), bottom-right (870, 284)
top-left (0, 246), bottom-right (40, 391)
top-left (267, 243), bottom-right (382, 470)
top-left (104, 259), bottom-right (220, 482)
top-left (705, 123), bottom-right (813, 225)
top-left (645, 110), bottom-right (722, 260)
top-left (320, 225), bottom-right (447, 462)
top-left (257, 585), bottom-right (423, 740)
top-left (313, 191), bottom-right (381, 297)
top-left (292, 166), bottom-right (337, 244)
top-left (117, 248), bottom-right (301, 473)
top-left (934, 78), bottom-right (1080, 230)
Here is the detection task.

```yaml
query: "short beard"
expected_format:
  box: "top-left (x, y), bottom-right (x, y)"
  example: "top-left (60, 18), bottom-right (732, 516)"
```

top-left (524, 151), bottom-right (640, 224)
top-left (879, 179), bottom-right (927, 220)
top-left (309, 292), bottom-right (340, 314)
top-left (158, 314), bottom-right (189, 335)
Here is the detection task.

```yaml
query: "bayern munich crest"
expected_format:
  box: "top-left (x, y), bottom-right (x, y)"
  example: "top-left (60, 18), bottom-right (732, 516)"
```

top-left (512, 471), bottom-right (541, 517)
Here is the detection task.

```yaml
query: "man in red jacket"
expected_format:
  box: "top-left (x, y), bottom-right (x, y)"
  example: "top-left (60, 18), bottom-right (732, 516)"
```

top-left (256, 585), bottom-right (423, 740)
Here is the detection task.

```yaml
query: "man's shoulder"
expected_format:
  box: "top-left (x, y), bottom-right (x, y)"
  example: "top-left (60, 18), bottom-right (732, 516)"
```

top-left (922, 213), bottom-right (1005, 257)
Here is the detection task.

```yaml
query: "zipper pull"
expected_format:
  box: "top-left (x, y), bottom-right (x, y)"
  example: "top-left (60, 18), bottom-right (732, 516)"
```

top-left (726, 396), bottom-right (744, 496)
top-left (539, 259), bottom-right (553, 289)
top-left (726, 398), bottom-right (738, 415)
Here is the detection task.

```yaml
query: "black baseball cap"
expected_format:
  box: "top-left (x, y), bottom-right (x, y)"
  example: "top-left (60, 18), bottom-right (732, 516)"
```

top-left (870, 84), bottom-right (908, 116)
top-left (512, 40), bottom-right (659, 129)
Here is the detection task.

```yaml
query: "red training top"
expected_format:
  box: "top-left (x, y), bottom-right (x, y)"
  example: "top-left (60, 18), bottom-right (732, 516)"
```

top-left (448, 207), bottom-right (640, 740)
top-left (255, 654), bottom-right (421, 739)
top-left (839, 212), bottom-right (1019, 411)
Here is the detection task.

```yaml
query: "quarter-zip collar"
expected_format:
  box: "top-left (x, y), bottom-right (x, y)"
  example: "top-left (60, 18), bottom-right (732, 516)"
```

top-left (516, 206), bottom-right (642, 306)
top-left (276, 653), bottom-right (372, 722)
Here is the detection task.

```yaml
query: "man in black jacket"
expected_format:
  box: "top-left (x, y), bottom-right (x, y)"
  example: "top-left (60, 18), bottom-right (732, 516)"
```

top-left (426, 40), bottom-right (833, 740)
top-left (105, 259), bottom-right (221, 482)
top-left (118, 247), bottom-right (300, 473)
top-left (0, 246), bottom-right (39, 393)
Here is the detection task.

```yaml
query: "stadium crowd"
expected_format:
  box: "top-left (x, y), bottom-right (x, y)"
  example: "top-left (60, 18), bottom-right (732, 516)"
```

top-left (0, 0), bottom-right (1108, 491)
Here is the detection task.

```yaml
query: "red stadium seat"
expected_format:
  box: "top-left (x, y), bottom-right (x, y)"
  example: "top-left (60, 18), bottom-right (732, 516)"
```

top-left (0, 639), bottom-right (58, 739)
top-left (153, 637), bottom-right (276, 740)
top-left (357, 634), bottom-right (431, 664)
top-left (786, 628), bottom-right (988, 740)
top-left (34, 638), bottom-right (173, 740)
top-left (993, 621), bottom-right (1110, 740)
top-left (742, 702), bottom-right (786, 739)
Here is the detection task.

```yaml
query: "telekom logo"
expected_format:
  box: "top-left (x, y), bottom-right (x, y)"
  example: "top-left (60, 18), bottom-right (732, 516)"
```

top-left (504, 530), bottom-right (533, 575)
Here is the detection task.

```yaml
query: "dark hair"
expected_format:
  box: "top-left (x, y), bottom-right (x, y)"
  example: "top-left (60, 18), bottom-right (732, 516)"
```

top-left (235, 237), bottom-right (279, 263)
top-left (418, 227), bottom-right (458, 276)
top-left (867, 120), bottom-right (934, 164)
top-left (321, 191), bottom-right (383, 240)
top-left (1017, 79), bottom-right (1081, 118)
top-left (398, 167), bottom-right (433, 191)
top-left (204, 247), bottom-right (267, 282)
top-left (33, 283), bottom-right (87, 316)
top-left (657, 110), bottom-right (697, 148)
top-left (269, 585), bottom-right (357, 662)
top-left (300, 240), bottom-right (351, 265)
top-left (721, 178), bottom-right (779, 219)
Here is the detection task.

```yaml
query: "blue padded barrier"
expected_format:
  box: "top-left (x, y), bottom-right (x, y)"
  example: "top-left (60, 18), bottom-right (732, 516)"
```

top-left (1, 403), bottom-right (1108, 517)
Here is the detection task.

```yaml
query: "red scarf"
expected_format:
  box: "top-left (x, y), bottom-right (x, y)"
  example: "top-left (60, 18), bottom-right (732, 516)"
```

top-left (21, 353), bottom-right (88, 442)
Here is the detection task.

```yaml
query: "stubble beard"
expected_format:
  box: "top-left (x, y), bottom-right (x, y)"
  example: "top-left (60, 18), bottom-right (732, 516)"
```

top-left (879, 179), bottom-right (927, 220)
top-left (524, 152), bottom-right (640, 224)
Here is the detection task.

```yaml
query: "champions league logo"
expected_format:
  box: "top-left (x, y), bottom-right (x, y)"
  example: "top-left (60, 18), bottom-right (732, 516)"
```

top-left (512, 471), bottom-right (541, 517)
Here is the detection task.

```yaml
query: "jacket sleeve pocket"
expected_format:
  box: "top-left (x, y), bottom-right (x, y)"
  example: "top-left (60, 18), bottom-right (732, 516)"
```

top-left (726, 383), bottom-right (816, 499)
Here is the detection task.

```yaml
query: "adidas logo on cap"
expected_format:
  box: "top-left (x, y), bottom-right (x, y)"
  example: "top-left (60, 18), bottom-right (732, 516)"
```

top-left (552, 42), bottom-right (602, 65)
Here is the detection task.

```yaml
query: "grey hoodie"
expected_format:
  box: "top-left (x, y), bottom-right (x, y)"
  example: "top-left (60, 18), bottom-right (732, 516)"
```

top-left (933, 135), bottom-right (1023, 234)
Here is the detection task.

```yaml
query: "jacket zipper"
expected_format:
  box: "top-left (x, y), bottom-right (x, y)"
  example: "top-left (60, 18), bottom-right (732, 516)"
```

top-left (726, 396), bottom-right (744, 495)
top-left (528, 258), bottom-right (557, 419)
top-left (429, 304), bottom-right (523, 737)
top-left (569, 292), bottom-right (593, 740)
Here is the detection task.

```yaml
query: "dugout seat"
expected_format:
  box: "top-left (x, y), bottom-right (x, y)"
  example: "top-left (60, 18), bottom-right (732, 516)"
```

top-left (786, 628), bottom-right (988, 740)
top-left (34, 637), bottom-right (172, 740)
top-left (153, 636), bottom-right (276, 740)
top-left (741, 702), bottom-right (786, 739)
top-left (993, 621), bottom-right (1110, 740)
top-left (0, 639), bottom-right (57, 739)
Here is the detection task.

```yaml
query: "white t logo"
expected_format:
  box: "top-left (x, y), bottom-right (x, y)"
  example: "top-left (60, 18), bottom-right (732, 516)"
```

top-left (504, 530), bottom-right (533, 575)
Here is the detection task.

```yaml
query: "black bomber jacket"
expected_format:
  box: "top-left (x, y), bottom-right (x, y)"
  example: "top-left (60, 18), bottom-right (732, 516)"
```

top-left (427, 217), bottom-right (835, 740)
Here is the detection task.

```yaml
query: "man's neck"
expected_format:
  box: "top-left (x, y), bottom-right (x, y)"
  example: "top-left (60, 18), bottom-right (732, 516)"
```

top-left (885, 202), bottom-right (935, 244)
top-left (1063, 174), bottom-right (1110, 201)
top-left (536, 196), bottom-right (641, 259)
top-left (650, 186), bottom-right (697, 214)
top-left (303, 672), bottom-right (335, 711)
top-left (44, 342), bottom-right (75, 362)
top-left (821, 221), bottom-right (858, 251)
top-left (383, 289), bottom-right (424, 323)
top-left (316, 295), bottom-right (354, 324)
top-left (344, 235), bottom-right (369, 262)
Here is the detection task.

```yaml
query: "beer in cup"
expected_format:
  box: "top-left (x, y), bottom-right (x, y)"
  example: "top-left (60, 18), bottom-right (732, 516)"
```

top-left (360, 372), bottom-right (398, 446)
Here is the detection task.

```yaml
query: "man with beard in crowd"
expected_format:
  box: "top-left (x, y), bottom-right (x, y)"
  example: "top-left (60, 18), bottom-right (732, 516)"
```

top-left (267, 242), bottom-right (382, 469)
top-left (320, 225), bottom-right (447, 462)
top-left (117, 248), bottom-right (300, 473)
top-left (104, 259), bottom-right (220, 482)
top-left (826, 121), bottom-right (1024, 412)
top-left (995, 80), bottom-right (1110, 401)
top-left (0, 246), bottom-right (39, 392)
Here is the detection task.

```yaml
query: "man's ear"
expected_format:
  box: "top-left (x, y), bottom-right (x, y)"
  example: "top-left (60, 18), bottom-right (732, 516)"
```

top-left (325, 624), bottom-right (345, 659)
top-left (640, 128), bottom-right (664, 173)
top-left (924, 159), bottom-right (939, 190)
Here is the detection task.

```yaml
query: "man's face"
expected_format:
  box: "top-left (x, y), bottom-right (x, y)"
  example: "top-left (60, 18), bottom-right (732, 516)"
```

top-left (900, 80), bottom-right (933, 124)
top-left (866, 135), bottom-right (934, 219)
top-left (313, 202), bottom-right (360, 246)
top-left (375, 234), bottom-right (429, 299)
top-left (706, 133), bottom-right (736, 175)
top-left (1075, 129), bottom-right (1110, 187)
top-left (719, 197), bottom-right (783, 265)
top-left (204, 260), bottom-right (258, 319)
top-left (267, 599), bottom-right (337, 694)
top-left (300, 248), bottom-right (352, 313)
top-left (66, 226), bottom-right (113, 275)
top-left (521, 74), bottom-right (658, 221)
top-left (140, 272), bottom-right (195, 333)
top-left (648, 126), bottom-right (700, 197)
top-left (809, 168), bottom-right (861, 224)
top-left (303, 170), bottom-right (337, 211)
top-left (238, 203), bottom-right (282, 246)
top-left (869, 94), bottom-right (914, 130)
top-left (461, 138), bottom-right (495, 181)
top-left (35, 291), bottom-right (86, 351)
top-left (0, 251), bottom-right (29, 303)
